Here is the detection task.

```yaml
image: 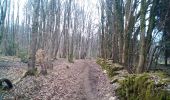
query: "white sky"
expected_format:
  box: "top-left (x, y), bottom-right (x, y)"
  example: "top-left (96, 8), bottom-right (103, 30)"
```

top-left (12, 0), bottom-right (26, 23)
top-left (11, 0), bottom-right (99, 25)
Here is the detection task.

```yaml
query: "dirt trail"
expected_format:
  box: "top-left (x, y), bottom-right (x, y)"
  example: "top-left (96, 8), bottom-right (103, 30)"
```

top-left (3, 59), bottom-right (115, 100)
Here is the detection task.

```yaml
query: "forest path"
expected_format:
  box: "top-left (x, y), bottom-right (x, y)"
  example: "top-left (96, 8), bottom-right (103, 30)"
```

top-left (3, 59), bottom-right (115, 100)
top-left (44, 59), bottom-right (115, 100)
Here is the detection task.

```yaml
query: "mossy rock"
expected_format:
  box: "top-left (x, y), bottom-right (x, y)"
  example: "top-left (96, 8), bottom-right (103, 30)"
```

top-left (112, 66), bottom-right (124, 71)
top-left (107, 67), bottom-right (119, 78)
top-left (116, 73), bottom-right (170, 100)
top-left (97, 58), bottom-right (125, 78)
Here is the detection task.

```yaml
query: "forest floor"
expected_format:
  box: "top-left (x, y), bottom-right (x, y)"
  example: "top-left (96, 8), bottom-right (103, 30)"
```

top-left (0, 58), bottom-right (116, 100)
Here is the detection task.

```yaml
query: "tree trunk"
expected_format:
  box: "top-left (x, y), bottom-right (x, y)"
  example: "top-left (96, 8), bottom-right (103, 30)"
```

top-left (101, 0), bottom-right (105, 59)
top-left (136, 0), bottom-right (146, 73)
top-left (28, 0), bottom-right (40, 73)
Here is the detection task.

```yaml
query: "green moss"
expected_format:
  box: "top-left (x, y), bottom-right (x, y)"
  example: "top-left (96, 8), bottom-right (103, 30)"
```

top-left (107, 67), bottom-right (119, 78)
top-left (97, 58), bottom-right (170, 100)
top-left (96, 58), bottom-right (107, 70)
top-left (116, 73), bottom-right (170, 100)
top-left (97, 58), bottom-right (123, 78)
top-left (24, 68), bottom-right (38, 77)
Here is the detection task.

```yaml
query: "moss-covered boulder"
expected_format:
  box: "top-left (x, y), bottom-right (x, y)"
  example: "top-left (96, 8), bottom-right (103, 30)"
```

top-left (116, 73), bottom-right (170, 100)
top-left (97, 58), bottom-right (170, 100)
top-left (97, 58), bottom-right (126, 78)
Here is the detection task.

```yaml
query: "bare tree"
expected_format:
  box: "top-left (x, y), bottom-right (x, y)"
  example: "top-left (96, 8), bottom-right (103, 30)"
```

top-left (28, 0), bottom-right (40, 74)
